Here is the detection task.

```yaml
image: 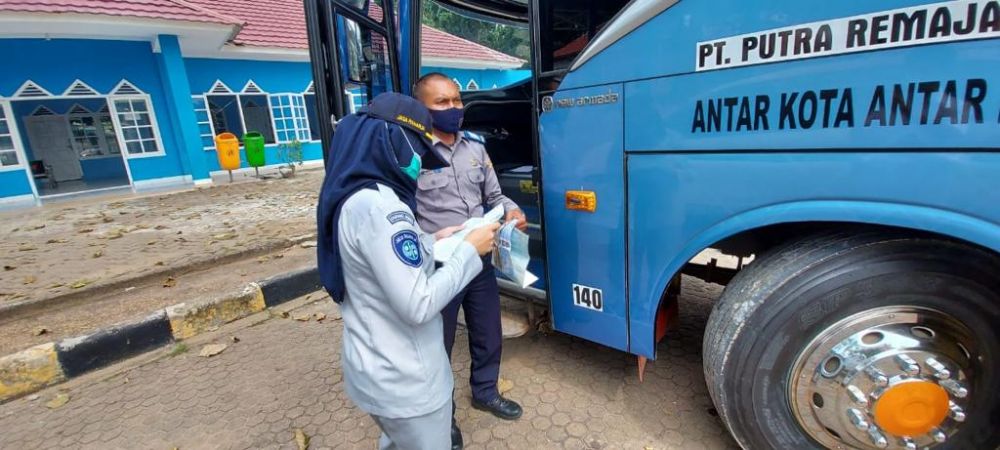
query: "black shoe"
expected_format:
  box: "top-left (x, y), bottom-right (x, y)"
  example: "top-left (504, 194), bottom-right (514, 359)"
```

top-left (451, 421), bottom-right (463, 450)
top-left (472, 396), bottom-right (523, 420)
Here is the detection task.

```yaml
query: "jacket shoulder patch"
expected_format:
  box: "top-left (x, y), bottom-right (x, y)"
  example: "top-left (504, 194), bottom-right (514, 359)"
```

top-left (391, 230), bottom-right (422, 268)
top-left (386, 210), bottom-right (415, 226)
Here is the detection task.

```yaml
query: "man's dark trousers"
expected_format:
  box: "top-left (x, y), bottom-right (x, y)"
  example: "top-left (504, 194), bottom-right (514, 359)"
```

top-left (442, 256), bottom-right (501, 403)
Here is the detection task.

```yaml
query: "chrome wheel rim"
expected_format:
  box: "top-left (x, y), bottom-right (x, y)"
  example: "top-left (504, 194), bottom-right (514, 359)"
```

top-left (790, 306), bottom-right (977, 449)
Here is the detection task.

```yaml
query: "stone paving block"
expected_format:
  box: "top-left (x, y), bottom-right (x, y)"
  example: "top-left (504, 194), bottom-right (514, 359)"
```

top-left (0, 276), bottom-right (737, 449)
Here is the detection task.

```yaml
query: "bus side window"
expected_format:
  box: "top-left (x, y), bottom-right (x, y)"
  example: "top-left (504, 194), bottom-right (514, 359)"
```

top-left (324, 1), bottom-right (393, 114)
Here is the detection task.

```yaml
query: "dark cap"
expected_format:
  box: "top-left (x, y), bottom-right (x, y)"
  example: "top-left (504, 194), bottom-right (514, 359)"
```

top-left (363, 92), bottom-right (448, 170)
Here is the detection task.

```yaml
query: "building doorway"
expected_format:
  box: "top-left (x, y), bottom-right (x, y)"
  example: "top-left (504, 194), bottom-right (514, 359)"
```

top-left (24, 109), bottom-right (82, 182)
top-left (14, 99), bottom-right (130, 197)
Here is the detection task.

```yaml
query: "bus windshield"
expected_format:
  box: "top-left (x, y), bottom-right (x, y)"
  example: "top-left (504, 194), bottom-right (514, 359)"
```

top-left (421, 0), bottom-right (531, 91)
top-left (539, 0), bottom-right (630, 74)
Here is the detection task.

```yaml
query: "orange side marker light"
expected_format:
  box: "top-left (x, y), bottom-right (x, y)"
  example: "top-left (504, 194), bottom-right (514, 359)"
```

top-left (565, 190), bottom-right (597, 212)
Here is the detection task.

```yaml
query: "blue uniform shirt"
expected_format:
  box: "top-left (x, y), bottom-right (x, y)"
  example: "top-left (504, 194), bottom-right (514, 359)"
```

top-left (415, 131), bottom-right (520, 233)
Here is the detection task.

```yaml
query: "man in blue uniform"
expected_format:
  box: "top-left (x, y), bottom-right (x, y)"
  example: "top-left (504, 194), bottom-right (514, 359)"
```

top-left (317, 93), bottom-right (499, 449)
top-left (413, 73), bottom-right (527, 445)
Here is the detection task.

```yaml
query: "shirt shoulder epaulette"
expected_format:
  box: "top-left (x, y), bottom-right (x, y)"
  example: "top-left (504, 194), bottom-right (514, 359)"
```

top-left (462, 131), bottom-right (486, 145)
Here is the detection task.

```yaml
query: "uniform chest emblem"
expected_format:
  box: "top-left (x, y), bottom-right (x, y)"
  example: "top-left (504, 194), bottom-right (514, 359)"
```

top-left (392, 230), bottom-right (422, 267)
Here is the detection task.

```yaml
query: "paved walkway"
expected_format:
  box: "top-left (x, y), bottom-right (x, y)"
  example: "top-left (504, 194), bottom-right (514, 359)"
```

top-left (0, 170), bottom-right (322, 308)
top-left (0, 245), bottom-right (316, 355)
top-left (0, 277), bottom-right (736, 450)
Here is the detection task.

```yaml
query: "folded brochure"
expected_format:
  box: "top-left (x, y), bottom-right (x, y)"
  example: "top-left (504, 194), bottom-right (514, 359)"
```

top-left (491, 220), bottom-right (539, 289)
top-left (432, 206), bottom-right (538, 289)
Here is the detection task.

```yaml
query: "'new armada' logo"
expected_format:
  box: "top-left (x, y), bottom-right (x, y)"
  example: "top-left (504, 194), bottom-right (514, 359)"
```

top-left (543, 93), bottom-right (619, 112)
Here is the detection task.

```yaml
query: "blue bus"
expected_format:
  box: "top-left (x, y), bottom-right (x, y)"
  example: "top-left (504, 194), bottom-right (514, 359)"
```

top-left (306, 1), bottom-right (1000, 448)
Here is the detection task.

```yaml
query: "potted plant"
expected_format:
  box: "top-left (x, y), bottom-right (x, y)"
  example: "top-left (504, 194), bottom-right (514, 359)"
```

top-left (277, 139), bottom-right (304, 178)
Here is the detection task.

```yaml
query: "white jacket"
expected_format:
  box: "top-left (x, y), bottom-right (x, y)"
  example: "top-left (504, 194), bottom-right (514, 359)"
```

top-left (337, 183), bottom-right (482, 418)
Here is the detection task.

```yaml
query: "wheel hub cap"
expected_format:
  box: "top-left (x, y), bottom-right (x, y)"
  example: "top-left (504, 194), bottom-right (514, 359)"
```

top-left (873, 380), bottom-right (949, 436)
top-left (790, 306), bottom-right (975, 449)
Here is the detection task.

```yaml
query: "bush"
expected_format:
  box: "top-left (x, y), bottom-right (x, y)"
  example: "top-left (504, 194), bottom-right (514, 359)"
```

top-left (278, 139), bottom-right (304, 177)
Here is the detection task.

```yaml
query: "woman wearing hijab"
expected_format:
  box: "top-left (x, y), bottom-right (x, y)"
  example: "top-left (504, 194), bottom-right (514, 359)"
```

top-left (317, 92), bottom-right (498, 450)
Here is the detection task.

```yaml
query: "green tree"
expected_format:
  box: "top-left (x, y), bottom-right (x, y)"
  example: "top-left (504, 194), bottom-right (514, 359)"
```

top-left (421, 1), bottom-right (530, 65)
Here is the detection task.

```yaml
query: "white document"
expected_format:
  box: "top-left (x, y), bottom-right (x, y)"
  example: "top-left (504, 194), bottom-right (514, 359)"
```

top-left (433, 205), bottom-right (505, 262)
top-left (492, 220), bottom-right (538, 289)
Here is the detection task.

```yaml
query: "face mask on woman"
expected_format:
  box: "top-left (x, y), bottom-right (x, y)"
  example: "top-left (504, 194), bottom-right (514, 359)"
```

top-left (386, 122), bottom-right (423, 181)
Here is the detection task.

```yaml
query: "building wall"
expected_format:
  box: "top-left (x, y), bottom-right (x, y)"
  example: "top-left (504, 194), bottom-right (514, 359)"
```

top-left (0, 39), bottom-right (187, 183)
top-left (80, 158), bottom-right (128, 181)
top-left (0, 36), bottom-right (533, 202)
top-left (0, 170), bottom-right (33, 199)
top-left (184, 58), bottom-right (324, 171)
top-left (421, 66), bottom-right (530, 91)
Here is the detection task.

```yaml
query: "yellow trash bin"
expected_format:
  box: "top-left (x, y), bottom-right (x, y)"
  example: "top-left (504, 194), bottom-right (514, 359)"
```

top-left (214, 132), bottom-right (240, 182)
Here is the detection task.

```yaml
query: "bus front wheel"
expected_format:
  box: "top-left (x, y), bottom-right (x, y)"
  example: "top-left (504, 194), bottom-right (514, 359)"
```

top-left (703, 231), bottom-right (999, 449)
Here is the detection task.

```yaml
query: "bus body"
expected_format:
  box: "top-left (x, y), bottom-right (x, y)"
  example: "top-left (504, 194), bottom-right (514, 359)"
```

top-left (306, 1), bottom-right (1000, 448)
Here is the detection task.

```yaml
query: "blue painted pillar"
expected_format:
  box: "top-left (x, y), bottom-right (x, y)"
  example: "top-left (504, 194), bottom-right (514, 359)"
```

top-left (153, 35), bottom-right (210, 183)
top-left (399, 0), bottom-right (414, 96)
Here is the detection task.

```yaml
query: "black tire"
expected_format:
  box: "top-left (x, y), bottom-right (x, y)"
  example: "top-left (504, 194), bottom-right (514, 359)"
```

top-left (703, 231), bottom-right (1000, 449)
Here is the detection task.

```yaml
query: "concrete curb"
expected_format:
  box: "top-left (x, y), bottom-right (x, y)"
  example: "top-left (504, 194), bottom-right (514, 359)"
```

top-left (166, 284), bottom-right (266, 340)
top-left (260, 267), bottom-right (323, 308)
top-left (0, 343), bottom-right (65, 400)
top-left (0, 266), bottom-right (321, 404)
top-left (0, 234), bottom-right (316, 320)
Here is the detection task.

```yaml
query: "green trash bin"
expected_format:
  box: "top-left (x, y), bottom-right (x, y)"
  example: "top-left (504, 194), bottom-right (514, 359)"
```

top-left (243, 132), bottom-right (266, 176)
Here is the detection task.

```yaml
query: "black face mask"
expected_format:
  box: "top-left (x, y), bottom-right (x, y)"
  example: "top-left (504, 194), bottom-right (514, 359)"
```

top-left (429, 107), bottom-right (464, 134)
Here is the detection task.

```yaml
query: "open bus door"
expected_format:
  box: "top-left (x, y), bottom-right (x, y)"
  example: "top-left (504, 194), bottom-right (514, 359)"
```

top-left (426, 1), bottom-right (632, 349)
top-left (305, 0), bottom-right (419, 159)
top-left (423, 1), bottom-right (546, 302)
